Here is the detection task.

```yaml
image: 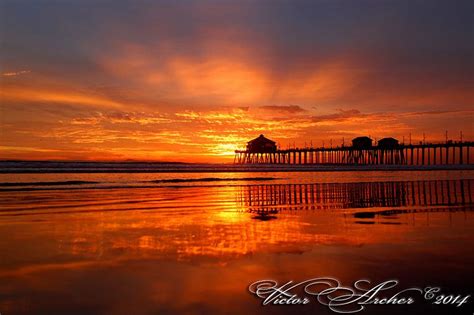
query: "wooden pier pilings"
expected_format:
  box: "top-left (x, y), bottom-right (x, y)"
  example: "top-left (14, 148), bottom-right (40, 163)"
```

top-left (234, 141), bottom-right (474, 165)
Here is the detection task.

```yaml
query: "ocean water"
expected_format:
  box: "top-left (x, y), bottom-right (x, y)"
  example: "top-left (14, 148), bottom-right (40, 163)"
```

top-left (0, 164), bottom-right (473, 314)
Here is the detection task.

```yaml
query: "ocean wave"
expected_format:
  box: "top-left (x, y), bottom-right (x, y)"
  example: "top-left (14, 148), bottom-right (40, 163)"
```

top-left (0, 180), bottom-right (99, 187)
top-left (149, 177), bottom-right (278, 183)
top-left (0, 177), bottom-right (278, 191)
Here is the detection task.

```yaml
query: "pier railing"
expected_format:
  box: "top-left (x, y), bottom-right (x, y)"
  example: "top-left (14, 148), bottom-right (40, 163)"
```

top-left (234, 141), bottom-right (474, 165)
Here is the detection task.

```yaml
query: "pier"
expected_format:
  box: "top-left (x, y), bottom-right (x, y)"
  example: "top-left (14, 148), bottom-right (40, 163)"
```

top-left (234, 135), bottom-right (474, 165)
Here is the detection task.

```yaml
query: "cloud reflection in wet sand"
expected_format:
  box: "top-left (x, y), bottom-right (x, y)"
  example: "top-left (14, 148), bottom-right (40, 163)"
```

top-left (0, 177), bottom-right (473, 314)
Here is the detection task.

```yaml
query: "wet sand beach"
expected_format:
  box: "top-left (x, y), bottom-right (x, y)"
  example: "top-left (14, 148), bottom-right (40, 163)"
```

top-left (0, 168), bottom-right (473, 314)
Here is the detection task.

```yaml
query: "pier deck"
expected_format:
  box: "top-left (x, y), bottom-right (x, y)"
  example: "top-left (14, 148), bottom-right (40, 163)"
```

top-left (234, 142), bottom-right (474, 165)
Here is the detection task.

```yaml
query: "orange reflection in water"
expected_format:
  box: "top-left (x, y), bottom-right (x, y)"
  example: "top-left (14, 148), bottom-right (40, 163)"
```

top-left (0, 178), bottom-right (473, 314)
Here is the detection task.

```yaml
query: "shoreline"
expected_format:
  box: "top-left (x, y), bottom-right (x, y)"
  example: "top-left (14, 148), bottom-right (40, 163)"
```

top-left (1, 164), bottom-right (473, 173)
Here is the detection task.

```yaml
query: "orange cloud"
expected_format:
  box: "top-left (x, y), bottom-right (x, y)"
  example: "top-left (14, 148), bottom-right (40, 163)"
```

top-left (1, 45), bottom-right (472, 162)
top-left (0, 85), bottom-right (126, 109)
top-left (0, 105), bottom-right (471, 162)
top-left (70, 112), bottom-right (171, 125)
top-left (259, 105), bottom-right (307, 114)
top-left (2, 70), bottom-right (31, 77)
top-left (166, 57), bottom-right (268, 104)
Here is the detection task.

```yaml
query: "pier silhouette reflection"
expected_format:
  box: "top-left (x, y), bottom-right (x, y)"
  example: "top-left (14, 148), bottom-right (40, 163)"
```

top-left (1, 175), bottom-right (474, 315)
top-left (238, 179), bottom-right (473, 219)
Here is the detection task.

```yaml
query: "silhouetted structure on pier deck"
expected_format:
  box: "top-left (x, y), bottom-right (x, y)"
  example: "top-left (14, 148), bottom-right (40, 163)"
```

top-left (378, 137), bottom-right (399, 148)
top-left (234, 135), bottom-right (474, 165)
top-left (352, 136), bottom-right (373, 149)
top-left (247, 134), bottom-right (276, 153)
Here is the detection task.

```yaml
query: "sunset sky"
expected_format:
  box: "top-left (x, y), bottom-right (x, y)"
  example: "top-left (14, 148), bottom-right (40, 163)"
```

top-left (1, 0), bottom-right (473, 162)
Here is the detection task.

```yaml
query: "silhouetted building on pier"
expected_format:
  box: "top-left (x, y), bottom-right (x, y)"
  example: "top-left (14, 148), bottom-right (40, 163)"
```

top-left (378, 137), bottom-right (399, 149)
top-left (246, 134), bottom-right (277, 153)
top-left (352, 136), bottom-right (373, 149)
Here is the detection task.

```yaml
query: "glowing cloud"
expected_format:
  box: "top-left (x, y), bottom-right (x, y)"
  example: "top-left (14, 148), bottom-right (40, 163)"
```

top-left (2, 70), bottom-right (31, 77)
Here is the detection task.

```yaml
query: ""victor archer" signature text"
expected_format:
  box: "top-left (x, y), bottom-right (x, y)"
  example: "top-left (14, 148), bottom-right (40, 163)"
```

top-left (248, 278), bottom-right (470, 313)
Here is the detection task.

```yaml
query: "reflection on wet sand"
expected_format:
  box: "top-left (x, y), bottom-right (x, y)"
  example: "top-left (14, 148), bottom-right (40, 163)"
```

top-left (0, 175), bottom-right (473, 314)
top-left (238, 180), bottom-right (473, 218)
top-left (0, 179), bottom-right (472, 264)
